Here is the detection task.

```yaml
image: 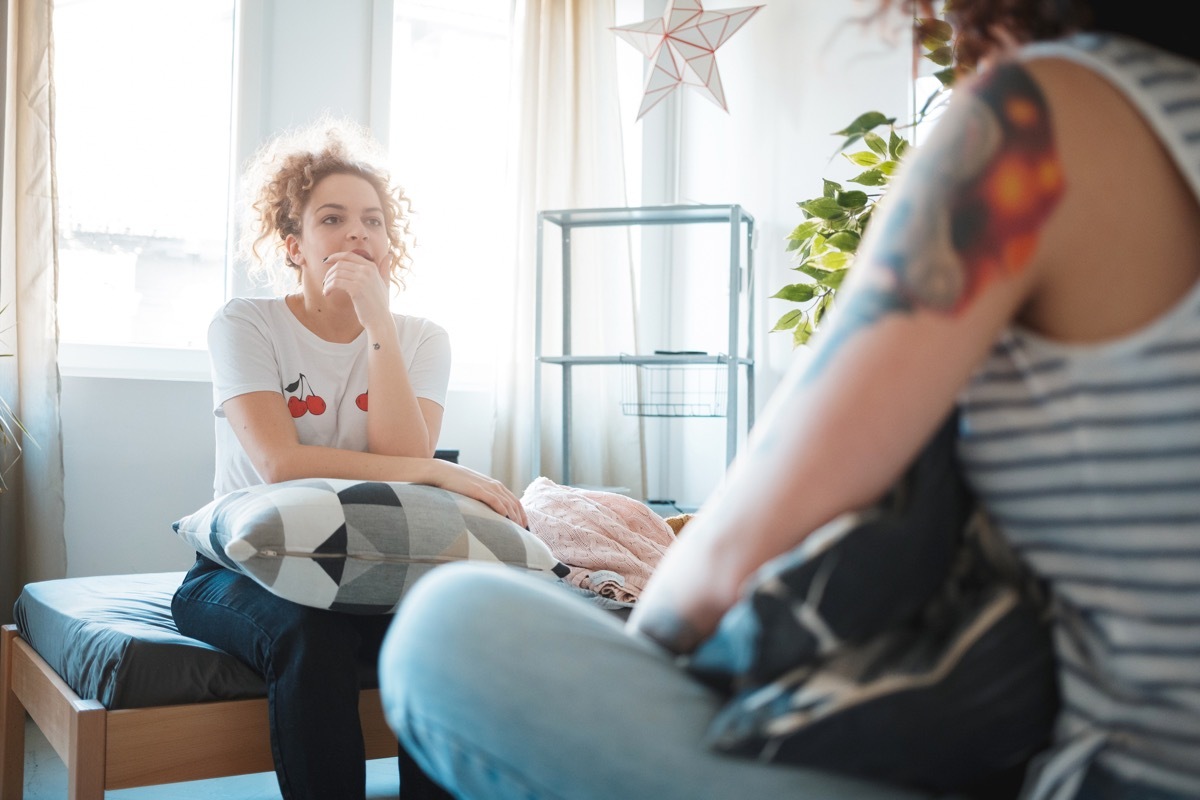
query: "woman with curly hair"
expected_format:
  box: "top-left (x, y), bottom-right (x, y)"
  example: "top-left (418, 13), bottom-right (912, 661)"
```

top-left (379, 2), bottom-right (1200, 798)
top-left (170, 119), bottom-right (513, 800)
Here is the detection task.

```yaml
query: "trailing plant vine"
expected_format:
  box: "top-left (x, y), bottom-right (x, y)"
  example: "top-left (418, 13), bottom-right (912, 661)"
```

top-left (772, 16), bottom-right (958, 347)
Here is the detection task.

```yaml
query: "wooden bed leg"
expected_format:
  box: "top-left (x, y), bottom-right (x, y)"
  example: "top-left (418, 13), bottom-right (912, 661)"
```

top-left (66, 699), bottom-right (105, 800)
top-left (2, 625), bottom-right (27, 800)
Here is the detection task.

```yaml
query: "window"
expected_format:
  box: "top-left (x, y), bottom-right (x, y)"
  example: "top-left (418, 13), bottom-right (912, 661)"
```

top-left (387, 0), bottom-right (512, 388)
top-left (54, 0), bottom-right (235, 352)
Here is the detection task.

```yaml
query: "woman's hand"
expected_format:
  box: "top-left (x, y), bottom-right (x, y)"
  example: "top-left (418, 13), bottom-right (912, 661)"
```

top-left (424, 459), bottom-right (528, 528)
top-left (627, 510), bottom-right (746, 655)
top-left (321, 250), bottom-right (394, 333)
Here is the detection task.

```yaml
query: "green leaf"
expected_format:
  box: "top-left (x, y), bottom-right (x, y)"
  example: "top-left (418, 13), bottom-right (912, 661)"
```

top-left (844, 150), bottom-right (880, 168)
top-left (888, 129), bottom-right (906, 159)
top-left (834, 111), bottom-right (894, 137)
top-left (816, 251), bottom-right (852, 271)
top-left (835, 190), bottom-right (868, 209)
top-left (787, 219), bottom-right (821, 242)
top-left (772, 283), bottom-right (817, 303)
top-left (934, 66), bottom-right (956, 87)
top-left (850, 168), bottom-right (886, 186)
top-left (826, 230), bottom-right (860, 251)
top-left (919, 18), bottom-right (953, 44)
top-left (924, 44), bottom-right (954, 67)
top-left (795, 263), bottom-right (837, 284)
top-left (798, 197), bottom-right (847, 220)
top-left (858, 205), bottom-right (876, 233)
top-left (822, 179), bottom-right (842, 198)
top-left (864, 131), bottom-right (889, 157)
top-left (813, 293), bottom-right (833, 327)
top-left (824, 267), bottom-right (851, 289)
top-left (792, 317), bottom-right (814, 347)
top-left (771, 309), bottom-right (803, 333)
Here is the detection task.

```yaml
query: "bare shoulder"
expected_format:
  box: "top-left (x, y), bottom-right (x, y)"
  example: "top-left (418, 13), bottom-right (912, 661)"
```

top-left (1008, 56), bottom-right (1200, 340)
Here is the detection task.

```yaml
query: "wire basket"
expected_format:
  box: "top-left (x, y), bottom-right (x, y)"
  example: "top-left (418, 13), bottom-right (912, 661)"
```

top-left (621, 362), bottom-right (727, 418)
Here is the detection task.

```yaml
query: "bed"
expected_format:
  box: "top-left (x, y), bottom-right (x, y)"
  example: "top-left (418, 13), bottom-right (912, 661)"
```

top-left (0, 571), bottom-right (397, 799)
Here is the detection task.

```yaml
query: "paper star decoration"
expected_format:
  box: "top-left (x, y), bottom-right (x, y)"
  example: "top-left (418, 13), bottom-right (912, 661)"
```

top-left (613, 0), bottom-right (764, 121)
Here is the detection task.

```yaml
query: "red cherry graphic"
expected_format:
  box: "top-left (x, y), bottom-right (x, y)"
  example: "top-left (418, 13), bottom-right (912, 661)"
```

top-left (283, 373), bottom-right (326, 416)
top-left (356, 392), bottom-right (368, 411)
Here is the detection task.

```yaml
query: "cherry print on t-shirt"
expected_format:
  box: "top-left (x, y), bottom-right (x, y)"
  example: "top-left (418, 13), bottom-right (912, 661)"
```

top-left (285, 373), bottom-right (326, 417)
top-left (356, 392), bottom-right (368, 412)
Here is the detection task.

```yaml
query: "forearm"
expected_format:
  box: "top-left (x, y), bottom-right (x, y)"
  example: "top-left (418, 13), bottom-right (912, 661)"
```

top-left (253, 440), bottom-right (439, 485)
top-left (629, 316), bottom-right (983, 652)
top-left (363, 319), bottom-right (434, 456)
top-left (252, 441), bottom-right (525, 523)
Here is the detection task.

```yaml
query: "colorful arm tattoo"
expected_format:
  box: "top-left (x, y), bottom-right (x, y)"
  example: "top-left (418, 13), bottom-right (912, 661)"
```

top-left (808, 62), bottom-right (1065, 372)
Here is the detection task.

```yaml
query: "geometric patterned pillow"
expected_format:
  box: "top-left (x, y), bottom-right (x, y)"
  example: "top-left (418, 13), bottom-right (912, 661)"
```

top-left (173, 478), bottom-right (570, 614)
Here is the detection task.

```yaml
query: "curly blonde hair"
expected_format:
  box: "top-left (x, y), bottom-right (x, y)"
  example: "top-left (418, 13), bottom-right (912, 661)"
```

top-left (239, 117), bottom-right (415, 292)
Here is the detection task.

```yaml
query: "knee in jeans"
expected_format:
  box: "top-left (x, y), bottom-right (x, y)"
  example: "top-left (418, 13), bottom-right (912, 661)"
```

top-left (382, 563), bottom-right (536, 680)
top-left (265, 609), bottom-right (364, 675)
top-left (399, 564), bottom-right (522, 635)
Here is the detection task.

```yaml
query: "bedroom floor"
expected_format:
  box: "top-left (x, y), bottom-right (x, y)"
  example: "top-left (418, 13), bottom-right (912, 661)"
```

top-left (18, 716), bottom-right (401, 799)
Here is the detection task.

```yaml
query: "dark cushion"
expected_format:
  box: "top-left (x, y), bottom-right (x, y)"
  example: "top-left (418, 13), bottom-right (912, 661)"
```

top-left (687, 413), bottom-right (1058, 795)
top-left (13, 572), bottom-right (269, 709)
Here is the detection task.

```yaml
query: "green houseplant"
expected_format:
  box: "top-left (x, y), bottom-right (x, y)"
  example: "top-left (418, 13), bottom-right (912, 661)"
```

top-left (772, 16), bottom-right (958, 347)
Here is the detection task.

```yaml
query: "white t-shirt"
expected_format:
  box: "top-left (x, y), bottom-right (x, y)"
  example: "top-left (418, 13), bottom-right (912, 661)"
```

top-left (208, 296), bottom-right (451, 497)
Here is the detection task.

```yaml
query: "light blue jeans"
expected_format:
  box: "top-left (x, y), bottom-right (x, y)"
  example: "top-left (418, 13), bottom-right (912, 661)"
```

top-left (377, 562), bottom-right (932, 800)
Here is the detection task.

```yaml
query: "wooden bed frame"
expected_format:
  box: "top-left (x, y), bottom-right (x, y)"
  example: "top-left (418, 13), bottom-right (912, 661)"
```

top-left (0, 624), bottom-right (398, 799)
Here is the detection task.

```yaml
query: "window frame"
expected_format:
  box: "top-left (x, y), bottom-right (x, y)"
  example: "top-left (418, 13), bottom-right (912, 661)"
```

top-left (58, 0), bottom-right (398, 383)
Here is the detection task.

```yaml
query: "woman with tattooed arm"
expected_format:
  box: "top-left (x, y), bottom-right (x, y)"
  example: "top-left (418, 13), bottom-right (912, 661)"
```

top-left (378, 2), bottom-right (1200, 797)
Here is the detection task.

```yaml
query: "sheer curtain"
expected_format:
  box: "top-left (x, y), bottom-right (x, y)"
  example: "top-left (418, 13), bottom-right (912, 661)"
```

top-left (491, 0), bottom-right (646, 498)
top-left (1, 0), bottom-right (66, 624)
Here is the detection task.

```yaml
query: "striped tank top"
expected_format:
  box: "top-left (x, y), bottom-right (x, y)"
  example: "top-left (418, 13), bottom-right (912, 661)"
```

top-left (957, 33), bottom-right (1200, 800)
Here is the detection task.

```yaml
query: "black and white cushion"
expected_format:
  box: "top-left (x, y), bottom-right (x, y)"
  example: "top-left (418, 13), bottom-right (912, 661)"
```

top-left (174, 479), bottom-right (569, 615)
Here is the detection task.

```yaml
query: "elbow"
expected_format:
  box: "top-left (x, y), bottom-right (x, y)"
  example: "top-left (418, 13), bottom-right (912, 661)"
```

top-left (253, 448), bottom-right (303, 485)
top-left (255, 462), bottom-right (291, 485)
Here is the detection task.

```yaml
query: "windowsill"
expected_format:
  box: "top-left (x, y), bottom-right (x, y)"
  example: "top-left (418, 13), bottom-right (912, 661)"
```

top-left (58, 343), bottom-right (212, 382)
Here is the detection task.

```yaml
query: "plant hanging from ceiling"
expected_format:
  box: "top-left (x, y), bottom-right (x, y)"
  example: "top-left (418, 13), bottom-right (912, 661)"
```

top-left (772, 15), bottom-right (959, 347)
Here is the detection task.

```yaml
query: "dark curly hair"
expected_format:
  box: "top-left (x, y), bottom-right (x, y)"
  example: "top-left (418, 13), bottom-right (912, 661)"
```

top-left (878, 1), bottom-right (1199, 73)
top-left (240, 117), bottom-right (415, 293)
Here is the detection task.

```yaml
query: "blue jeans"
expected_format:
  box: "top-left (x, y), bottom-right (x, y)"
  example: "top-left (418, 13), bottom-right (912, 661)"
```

top-left (377, 562), bottom-right (935, 800)
top-left (172, 556), bottom-right (450, 800)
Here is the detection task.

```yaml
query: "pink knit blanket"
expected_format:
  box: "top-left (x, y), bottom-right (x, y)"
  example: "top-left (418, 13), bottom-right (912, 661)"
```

top-left (521, 477), bottom-right (675, 602)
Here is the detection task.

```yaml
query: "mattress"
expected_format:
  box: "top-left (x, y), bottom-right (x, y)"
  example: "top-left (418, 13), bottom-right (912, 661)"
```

top-left (13, 571), bottom-right (269, 709)
top-left (14, 570), bottom-right (629, 711)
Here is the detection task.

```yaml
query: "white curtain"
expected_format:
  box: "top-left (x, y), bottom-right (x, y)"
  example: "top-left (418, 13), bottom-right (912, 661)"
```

top-left (0, 0), bottom-right (65, 624)
top-left (491, 0), bottom-right (646, 497)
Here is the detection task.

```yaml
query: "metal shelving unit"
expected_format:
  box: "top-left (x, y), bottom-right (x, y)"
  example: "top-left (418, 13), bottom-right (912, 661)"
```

top-left (533, 204), bottom-right (755, 486)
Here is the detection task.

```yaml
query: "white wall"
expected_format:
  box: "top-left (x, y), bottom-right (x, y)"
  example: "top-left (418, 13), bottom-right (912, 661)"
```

top-left (61, 377), bottom-right (495, 577)
top-left (59, 0), bottom-right (912, 576)
top-left (635, 3), bottom-right (912, 508)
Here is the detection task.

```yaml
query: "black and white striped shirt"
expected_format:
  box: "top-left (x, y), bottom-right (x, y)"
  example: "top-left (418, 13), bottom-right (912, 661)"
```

top-left (958, 33), bottom-right (1200, 800)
